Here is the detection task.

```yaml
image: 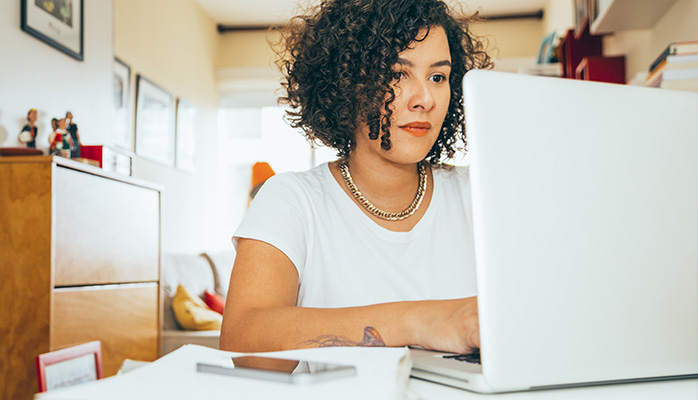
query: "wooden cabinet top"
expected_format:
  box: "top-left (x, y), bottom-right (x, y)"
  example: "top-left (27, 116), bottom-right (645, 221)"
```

top-left (0, 155), bottom-right (163, 192)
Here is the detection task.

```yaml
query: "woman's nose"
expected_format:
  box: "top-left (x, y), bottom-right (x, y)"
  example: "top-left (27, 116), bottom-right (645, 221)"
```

top-left (407, 80), bottom-right (435, 111)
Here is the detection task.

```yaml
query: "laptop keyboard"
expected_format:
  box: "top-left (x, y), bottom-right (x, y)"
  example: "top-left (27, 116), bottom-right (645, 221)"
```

top-left (442, 351), bottom-right (481, 365)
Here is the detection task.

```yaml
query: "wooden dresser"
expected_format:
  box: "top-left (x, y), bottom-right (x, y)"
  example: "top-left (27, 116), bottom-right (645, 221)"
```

top-left (0, 156), bottom-right (162, 400)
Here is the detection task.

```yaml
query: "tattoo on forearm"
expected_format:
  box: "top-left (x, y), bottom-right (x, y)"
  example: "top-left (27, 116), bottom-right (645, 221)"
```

top-left (298, 326), bottom-right (386, 347)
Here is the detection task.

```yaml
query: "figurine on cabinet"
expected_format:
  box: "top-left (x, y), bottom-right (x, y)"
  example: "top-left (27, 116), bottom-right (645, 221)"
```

top-left (49, 118), bottom-right (75, 158)
top-left (65, 111), bottom-right (82, 158)
top-left (18, 108), bottom-right (39, 148)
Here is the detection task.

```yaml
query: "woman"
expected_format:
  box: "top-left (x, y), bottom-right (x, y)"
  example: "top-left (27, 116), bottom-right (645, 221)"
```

top-left (220, 0), bottom-right (491, 354)
top-left (18, 109), bottom-right (38, 148)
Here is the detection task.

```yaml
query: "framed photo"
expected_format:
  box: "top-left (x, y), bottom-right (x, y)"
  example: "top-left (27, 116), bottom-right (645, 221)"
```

top-left (112, 58), bottom-right (133, 151)
top-left (175, 99), bottom-right (198, 173)
top-left (35, 341), bottom-right (102, 392)
top-left (135, 75), bottom-right (175, 166)
top-left (21, 0), bottom-right (84, 61)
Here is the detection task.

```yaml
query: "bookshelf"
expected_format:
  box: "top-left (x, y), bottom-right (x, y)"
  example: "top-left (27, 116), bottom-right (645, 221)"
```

top-left (590, 0), bottom-right (679, 35)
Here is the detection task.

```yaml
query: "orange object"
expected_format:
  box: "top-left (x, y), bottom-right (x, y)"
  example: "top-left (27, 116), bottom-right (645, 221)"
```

top-left (251, 162), bottom-right (275, 187)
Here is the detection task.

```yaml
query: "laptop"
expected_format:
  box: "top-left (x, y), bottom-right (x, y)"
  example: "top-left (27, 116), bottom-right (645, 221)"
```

top-left (410, 70), bottom-right (698, 393)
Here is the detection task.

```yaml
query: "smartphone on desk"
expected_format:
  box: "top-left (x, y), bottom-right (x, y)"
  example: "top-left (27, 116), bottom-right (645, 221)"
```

top-left (196, 355), bottom-right (357, 384)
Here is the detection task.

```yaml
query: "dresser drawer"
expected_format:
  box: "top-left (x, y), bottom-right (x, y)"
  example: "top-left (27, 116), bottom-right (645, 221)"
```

top-left (51, 284), bottom-right (160, 376)
top-left (54, 166), bottom-right (160, 286)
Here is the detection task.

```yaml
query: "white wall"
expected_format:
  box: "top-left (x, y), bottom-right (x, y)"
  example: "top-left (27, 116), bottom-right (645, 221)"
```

top-left (114, 0), bottom-right (224, 253)
top-left (1, 0), bottom-right (228, 254)
top-left (544, 0), bottom-right (574, 37)
top-left (0, 1), bottom-right (113, 148)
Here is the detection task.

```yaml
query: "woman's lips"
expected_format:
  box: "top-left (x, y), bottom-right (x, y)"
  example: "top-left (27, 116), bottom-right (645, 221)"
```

top-left (399, 122), bottom-right (432, 137)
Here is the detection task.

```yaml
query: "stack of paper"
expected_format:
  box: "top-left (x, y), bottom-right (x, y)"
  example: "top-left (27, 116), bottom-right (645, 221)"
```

top-left (35, 345), bottom-right (411, 400)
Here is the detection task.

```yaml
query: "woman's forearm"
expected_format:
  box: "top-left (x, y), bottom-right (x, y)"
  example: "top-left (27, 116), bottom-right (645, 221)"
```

top-left (220, 297), bottom-right (478, 354)
top-left (220, 301), bottom-right (420, 352)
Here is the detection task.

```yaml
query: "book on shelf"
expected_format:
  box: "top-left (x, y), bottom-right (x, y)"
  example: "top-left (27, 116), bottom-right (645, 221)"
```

top-left (645, 45), bottom-right (698, 92)
top-left (659, 78), bottom-right (698, 92)
top-left (646, 68), bottom-right (698, 88)
top-left (646, 54), bottom-right (698, 82)
top-left (517, 63), bottom-right (562, 77)
top-left (648, 41), bottom-right (698, 73)
top-left (662, 68), bottom-right (698, 80)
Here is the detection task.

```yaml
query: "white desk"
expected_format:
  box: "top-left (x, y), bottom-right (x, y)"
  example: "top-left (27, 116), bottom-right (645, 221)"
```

top-left (35, 345), bottom-right (697, 400)
top-left (408, 377), bottom-right (698, 400)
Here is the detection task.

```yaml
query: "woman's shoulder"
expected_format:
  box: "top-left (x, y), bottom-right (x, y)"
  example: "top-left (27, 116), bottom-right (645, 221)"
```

top-left (256, 163), bottom-right (332, 198)
top-left (431, 163), bottom-right (470, 181)
top-left (266, 163), bottom-right (329, 185)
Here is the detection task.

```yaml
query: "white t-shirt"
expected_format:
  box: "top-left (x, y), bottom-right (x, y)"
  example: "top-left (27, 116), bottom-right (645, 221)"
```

top-left (233, 163), bottom-right (477, 308)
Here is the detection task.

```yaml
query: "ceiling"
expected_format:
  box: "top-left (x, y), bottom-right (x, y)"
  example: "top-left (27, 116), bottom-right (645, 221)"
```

top-left (195, 0), bottom-right (547, 28)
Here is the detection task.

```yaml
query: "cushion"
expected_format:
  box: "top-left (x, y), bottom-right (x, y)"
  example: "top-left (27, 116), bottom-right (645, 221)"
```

top-left (162, 253), bottom-right (216, 331)
top-left (172, 284), bottom-right (222, 331)
top-left (202, 250), bottom-right (236, 297)
top-left (204, 290), bottom-right (225, 315)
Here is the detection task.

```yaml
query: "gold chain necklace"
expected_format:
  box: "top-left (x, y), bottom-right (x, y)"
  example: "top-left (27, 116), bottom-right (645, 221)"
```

top-left (339, 160), bottom-right (427, 221)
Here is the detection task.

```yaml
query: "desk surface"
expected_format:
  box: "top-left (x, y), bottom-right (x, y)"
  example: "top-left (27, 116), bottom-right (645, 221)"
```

top-left (34, 345), bottom-right (697, 400)
top-left (407, 377), bottom-right (698, 399)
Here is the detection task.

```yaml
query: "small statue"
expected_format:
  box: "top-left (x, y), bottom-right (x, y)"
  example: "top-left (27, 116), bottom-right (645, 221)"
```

top-left (65, 111), bottom-right (82, 158)
top-left (49, 118), bottom-right (75, 158)
top-left (18, 108), bottom-right (38, 148)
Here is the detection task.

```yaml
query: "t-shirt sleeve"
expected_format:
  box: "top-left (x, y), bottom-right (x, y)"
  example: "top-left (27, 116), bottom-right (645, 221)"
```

top-left (232, 173), bottom-right (309, 277)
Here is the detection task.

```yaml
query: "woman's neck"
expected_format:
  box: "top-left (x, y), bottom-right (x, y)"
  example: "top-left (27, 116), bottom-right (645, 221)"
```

top-left (347, 154), bottom-right (419, 198)
top-left (335, 150), bottom-right (430, 216)
top-left (329, 154), bottom-right (434, 232)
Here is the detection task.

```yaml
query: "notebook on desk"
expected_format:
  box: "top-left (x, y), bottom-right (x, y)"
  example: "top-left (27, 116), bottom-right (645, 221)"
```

top-left (410, 70), bottom-right (698, 393)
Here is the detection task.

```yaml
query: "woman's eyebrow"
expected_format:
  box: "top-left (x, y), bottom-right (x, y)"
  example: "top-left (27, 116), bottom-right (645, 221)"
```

top-left (396, 58), bottom-right (452, 68)
top-left (431, 60), bottom-right (452, 68)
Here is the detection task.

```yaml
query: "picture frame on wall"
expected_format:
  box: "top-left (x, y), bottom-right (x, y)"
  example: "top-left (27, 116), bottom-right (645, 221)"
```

top-left (21, 0), bottom-right (84, 61)
top-left (112, 58), bottom-right (133, 151)
top-left (175, 99), bottom-right (198, 173)
top-left (135, 75), bottom-right (175, 166)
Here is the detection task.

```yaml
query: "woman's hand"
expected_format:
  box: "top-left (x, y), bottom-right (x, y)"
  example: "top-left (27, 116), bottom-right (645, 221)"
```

top-left (410, 297), bottom-right (480, 354)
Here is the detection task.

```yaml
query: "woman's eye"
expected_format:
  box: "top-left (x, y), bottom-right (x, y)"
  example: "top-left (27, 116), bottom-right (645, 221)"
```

top-left (430, 74), bottom-right (447, 83)
top-left (392, 71), bottom-right (405, 80)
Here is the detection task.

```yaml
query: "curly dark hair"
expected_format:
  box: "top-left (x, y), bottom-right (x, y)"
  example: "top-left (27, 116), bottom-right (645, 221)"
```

top-left (276, 0), bottom-right (492, 164)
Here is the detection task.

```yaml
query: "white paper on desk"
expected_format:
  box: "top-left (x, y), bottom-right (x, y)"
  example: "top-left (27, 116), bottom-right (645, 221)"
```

top-left (35, 345), bottom-right (411, 400)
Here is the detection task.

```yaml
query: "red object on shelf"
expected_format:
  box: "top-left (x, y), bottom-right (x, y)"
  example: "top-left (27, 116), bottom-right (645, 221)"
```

top-left (576, 56), bottom-right (626, 84)
top-left (80, 145), bottom-right (132, 176)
